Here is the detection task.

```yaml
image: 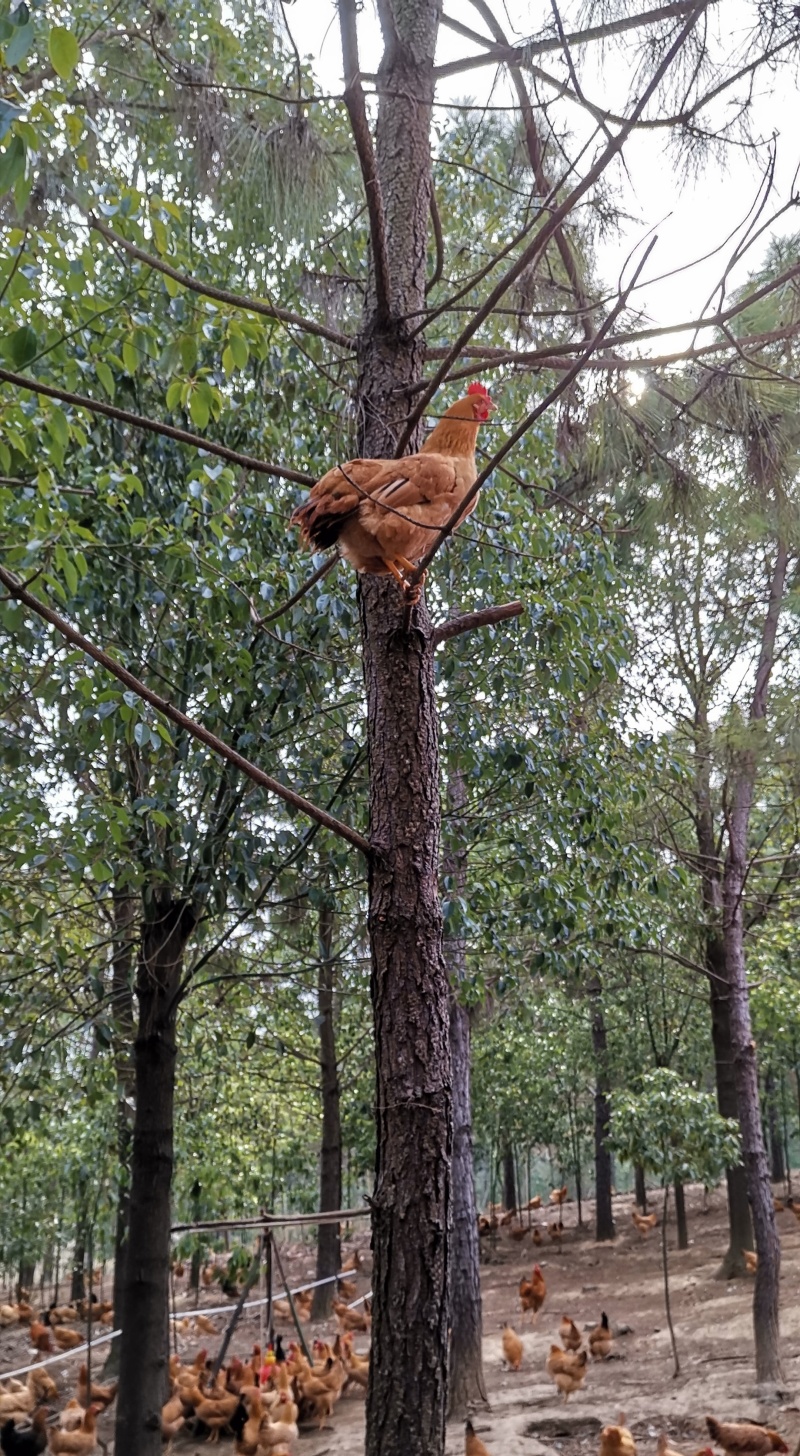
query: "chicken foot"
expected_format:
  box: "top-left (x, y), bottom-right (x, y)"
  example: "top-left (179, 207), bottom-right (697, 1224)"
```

top-left (381, 556), bottom-right (427, 604)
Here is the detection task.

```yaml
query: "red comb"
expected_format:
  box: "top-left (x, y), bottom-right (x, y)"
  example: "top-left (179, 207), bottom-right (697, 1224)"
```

top-left (467, 381), bottom-right (491, 397)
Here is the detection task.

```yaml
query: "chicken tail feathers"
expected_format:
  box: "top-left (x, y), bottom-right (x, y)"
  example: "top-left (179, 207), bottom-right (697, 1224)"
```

top-left (706, 1418), bottom-right (721, 1443)
top-left (290, 496), bottom-right (356, 550)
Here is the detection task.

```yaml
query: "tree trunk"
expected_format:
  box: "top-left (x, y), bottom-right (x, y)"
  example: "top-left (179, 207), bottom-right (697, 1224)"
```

top-left (693, 690), bottom-right (754, 1277)
top-left (722, 538), bottom-right (787, 1391)
top-left (635, 1165), bottom-right (647, 1213)
top-left (765, 1071), bottom-right (785, 1184)
top-left (105, 887), bottom-right (136, 1375)
top-left (502, 1145), bottom-right (516, 1213)
top-left (588, 978), bottom-right (615, 1241)
top-left (673, 1180), bottom-right (688, 1250)
top-left (17, 1260), bottom-right (35, 1300)
top-left (311, 901), bottom-right (342, 1322)
top-left (708, 946), bottom-right (753, 1277)
top-left (70, 1206), bottom-right (87, 1304)
top-left (347, 5), bottom-right (451, 1455)
top-left (726, 889), bottom-right (784, 1387)
top-left (114, 897), bottom-right (195, 1456)
top-left (361, 573), bottom-right (451, 1456)
top-left (444, 772), bottom-right (487, 1418)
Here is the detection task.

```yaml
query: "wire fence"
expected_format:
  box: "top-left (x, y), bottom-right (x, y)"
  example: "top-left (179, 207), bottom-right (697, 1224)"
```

top-left (0, 1327), bottom-right (121, 1382)
top-left (0, 1275), bottom-right (371, 1381)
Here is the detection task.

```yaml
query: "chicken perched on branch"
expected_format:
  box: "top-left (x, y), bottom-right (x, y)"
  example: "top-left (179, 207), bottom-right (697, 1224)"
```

top-left (290, 384), bottom-right (496, 597)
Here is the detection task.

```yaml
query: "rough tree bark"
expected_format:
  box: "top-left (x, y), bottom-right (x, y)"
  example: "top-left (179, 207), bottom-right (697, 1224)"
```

top-left (765, 1071), bottom-right (785, 1184)
top-left (588, 977), bottom-right (615, 1240)
top-left (114, 896), bottom-right (196, 1456)
top-left (445, 772), bottom-right (487, 1418)
top-left (311, 900), bottom-right (342, 1322)
top-left (723, 540), bottom-right (788, 1391)
top-left (340, 3), bottom-right (452, 1454)
top-left (695, 703), bottom-right (753, 1277)
top-left (105, 886), bottom-right (136, 1376)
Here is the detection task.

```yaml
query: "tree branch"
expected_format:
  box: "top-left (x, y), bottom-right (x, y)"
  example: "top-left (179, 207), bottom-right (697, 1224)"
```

top-left (254, 555), bottom-right (338, 626)
top-left (426, 186), bottom-right (445, 296)
top-left (431, 601), bottom-right (523, 646)
top-left (0, 368), bottom-right (315, 485)
top-left (0, 564), bottom-right (370, 858)
top-left (406, 237), bottom-right (657, 589)
top-left (435, 1), bottom-right (716, 79)
top-left (398, 2), bottom-right (711, 449)
top-left (87, 216), bottom-right (355, 350)
top-left (468, 0), bottom-right (597, 342)
top-left (338, 0), bottom-right (392, 324)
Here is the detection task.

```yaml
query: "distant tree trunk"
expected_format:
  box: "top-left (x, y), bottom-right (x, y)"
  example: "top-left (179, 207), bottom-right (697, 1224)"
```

top-left (635, 1165), bottom-right (647, 1213)
top-left (445, 772), bottom-right (487, 1418)
top-left (694, 692), bottom-right (753, 1278)
top-left (189, 1182), bottom-right (202, 1296)
top-left (312, 900), bottom-right (342, 1322)
top-left (71, 1190), bottom-right (88, 1304)
top-left (723, 538), bottom-right (787, 1391)
top-left (17, 1260), bottom-right (35, 1300)
top-left (588, 977), bottom-right (615, 1240)
top-left (348, 3), bottom-right (451, 1453)
top-left (707, 951), bottom-right (753, 1277)
top-left (105, 886), bottom-right (136, 1376)
top-left (502, 1145), bottom-right (516, 1212)
top-left (765, 1071), bottom-right (785, 1184)
top-left (673, 1180), bottom-right (688, 1250)
top-left (114, 896), bottom-right (195, 1456)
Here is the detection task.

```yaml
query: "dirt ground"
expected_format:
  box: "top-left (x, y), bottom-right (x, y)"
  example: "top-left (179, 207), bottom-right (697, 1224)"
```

top-left (2, 1182), bottom-right (800, 1456)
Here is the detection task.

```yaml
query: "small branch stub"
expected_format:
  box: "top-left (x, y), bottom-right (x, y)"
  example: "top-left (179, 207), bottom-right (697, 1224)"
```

top-left (431, 600), bottom-right (524, 646)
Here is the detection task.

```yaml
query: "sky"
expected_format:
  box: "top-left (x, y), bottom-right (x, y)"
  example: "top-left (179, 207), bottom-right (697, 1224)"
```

top-left (281, 0), bottom-right (798, 354)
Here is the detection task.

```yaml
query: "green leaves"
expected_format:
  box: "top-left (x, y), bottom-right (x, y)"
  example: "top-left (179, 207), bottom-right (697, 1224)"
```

top-left (47, 25), bottom-right (80, 80)
top-left (0, 136), bottom-right (26, 195)
top-left (610, 1070), bottom-right (741, 1186)
top-left (3, 322), bottom-right (37, 367)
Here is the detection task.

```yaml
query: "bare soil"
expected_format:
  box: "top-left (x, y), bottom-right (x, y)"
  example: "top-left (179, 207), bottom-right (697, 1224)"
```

top-left (2, 1183), bottom-right (799, 1456)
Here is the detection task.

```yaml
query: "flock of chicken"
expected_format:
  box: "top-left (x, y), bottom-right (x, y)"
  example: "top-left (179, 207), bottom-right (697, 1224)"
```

top-left (2, 1186), bottom-right (798, 1455)
top-left (473, 1187), bottom-right (795, 1456)
top-left (0, 1252), bottom-right (371, 1453)
top-left (468, 1414), bottom-right (789, 1456)
top-left (479, 1185), bottom-right (573, 1250)
top-left (0, 1361), bottom-right (116, 1454)
top-left (159, 1329), bottom-right (369, 1449)
top-left (499, 1258), bottom-right (612, 1403)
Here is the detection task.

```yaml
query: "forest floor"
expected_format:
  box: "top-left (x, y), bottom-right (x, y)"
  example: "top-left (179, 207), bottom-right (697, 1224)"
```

top-left (2, 1182), bottom-right (800, 1455)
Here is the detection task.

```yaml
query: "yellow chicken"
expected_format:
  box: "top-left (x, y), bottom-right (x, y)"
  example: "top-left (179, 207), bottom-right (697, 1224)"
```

top-left (501, 1324), bottom-right (523, 1371)
top-left (545, 1346), bottom-right (588, 1402)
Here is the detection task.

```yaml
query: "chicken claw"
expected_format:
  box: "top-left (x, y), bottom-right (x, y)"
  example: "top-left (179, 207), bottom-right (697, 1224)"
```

top-left (402, 569), bottom-right (426, 606)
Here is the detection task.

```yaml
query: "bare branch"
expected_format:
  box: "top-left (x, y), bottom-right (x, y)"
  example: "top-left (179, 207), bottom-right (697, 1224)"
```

top-left (254, 555), bottom-right (338, 627)
top-left (426, 186), bottom-right (445, 296)
top-left (468, 0), bottom-right (597, 342)
top-left (0, 368), bottom-right (315, 485)
top-left (338, 0), bottom-right (392, 324)
top-left (88, 216), bottom-right (355, 350)
top-left (435, 1), bottom-right (714, 80)
top-left (0, 563), bottom-right (371, 858)
top-left (407, 236), bottom-right (658, 588)
top-left (398, 2), bottom-right (712, 450)
top-left (431, 601), bottom-right (524, 646)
